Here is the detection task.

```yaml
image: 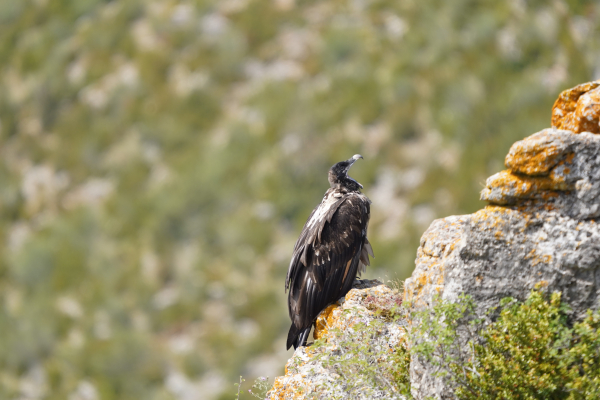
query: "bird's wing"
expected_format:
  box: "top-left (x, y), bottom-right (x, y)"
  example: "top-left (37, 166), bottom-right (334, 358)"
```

top-left (285, 190), bottom-right (345, 291)
top-left (286, 192), bottom-right (372, 327)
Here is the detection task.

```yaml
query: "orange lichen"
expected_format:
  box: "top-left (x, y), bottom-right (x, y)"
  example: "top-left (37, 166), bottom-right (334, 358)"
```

top-left (472, 207), bottom-right (534, 240)
top-left (535, 280), bottom-right (549, 289)
top-left (535, 255), bottom-right (552, 266)
top-left (473, 208), bottom-right (508, 234)
top-left (482, 205), bottom-right (510, 214)
top-left (505, 141), bottom-right (565, 176)
top-left (417, 269), bottom-right (431, 287)
top-left (502, 169), bottom-right (565, 193)
top-left (552, 81), bottom-right (600, 133)
top-left (548, 155), bottom-right (574, 182)
top-left (313, 303), bottom-right (340, 341)
top-left (481, 169), bottom-right (571, 205)
top-left (268, 371), bottom-right (309, 400)
top-left (405, 217), bottom-right (468, 305)
top-left (404, 260), bottom-right (443, 303)
top-left (524, 248), bottom-right (553, 267)
top-left (436, 270), bottom-right (444, 285)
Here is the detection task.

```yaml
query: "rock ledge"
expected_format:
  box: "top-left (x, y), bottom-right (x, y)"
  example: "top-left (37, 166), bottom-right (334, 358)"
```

top-left (266, 280), bottom-right (408, 400)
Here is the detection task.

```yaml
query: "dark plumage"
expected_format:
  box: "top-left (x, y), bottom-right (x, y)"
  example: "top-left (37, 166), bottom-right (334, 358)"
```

top-left (285, 154), bottom-right (374, 350)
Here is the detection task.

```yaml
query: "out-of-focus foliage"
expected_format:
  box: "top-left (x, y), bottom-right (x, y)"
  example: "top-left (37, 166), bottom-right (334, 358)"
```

top-left (0, 0), bottom-right (599, 399)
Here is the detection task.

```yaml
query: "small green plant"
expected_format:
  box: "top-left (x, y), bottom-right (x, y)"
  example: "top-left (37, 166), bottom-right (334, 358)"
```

top-left (249, 376), bottom-right (272, 398)
top-left (410, 293), bottom-right (483, 388)
top-left (307, 305), bottom-right (411, 399)
top-left (234, 376), bottom-right (245, 400)
top-left (234, 375), bottom-right (272, 399)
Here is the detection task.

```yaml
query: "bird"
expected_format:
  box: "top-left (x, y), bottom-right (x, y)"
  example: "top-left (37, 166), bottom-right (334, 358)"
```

top-left (285, 154), bottom-right (374, 350)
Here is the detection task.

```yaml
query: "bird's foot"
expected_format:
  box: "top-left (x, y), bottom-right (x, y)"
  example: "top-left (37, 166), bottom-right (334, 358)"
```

top-left (352, 278), bottom-right (384, 289)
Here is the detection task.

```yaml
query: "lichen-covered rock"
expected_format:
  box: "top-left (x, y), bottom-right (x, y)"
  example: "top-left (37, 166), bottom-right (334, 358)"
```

top-left (266, 280), bottom-right (408, 400)
top-left (552, 80), bottom-right (600, 133)
top-left (480, 128), bottom-right (600, 218)
top-left (406, 81), bottom-right (600, 399)
top-left (504, 128), bottom-right (571, 175)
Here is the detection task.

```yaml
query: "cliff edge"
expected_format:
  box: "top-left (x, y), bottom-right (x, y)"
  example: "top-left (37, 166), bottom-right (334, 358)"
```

top-left (405, 80), bottom-right (600, 399)
top-left (268, 81), bottom-right (600, 400)
top-left (266, 280), bottom-right (409, 399)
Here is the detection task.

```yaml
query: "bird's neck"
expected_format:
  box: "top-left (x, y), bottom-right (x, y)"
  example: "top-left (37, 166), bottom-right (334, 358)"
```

top-left (330, 181), bottom-right (360, 193)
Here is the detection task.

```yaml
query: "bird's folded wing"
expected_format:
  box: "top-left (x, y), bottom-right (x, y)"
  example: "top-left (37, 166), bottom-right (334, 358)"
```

top-left (286, 193), bottom-right (373, 326)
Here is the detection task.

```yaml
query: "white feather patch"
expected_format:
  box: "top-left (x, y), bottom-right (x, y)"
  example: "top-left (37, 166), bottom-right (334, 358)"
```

top-left (306, 191), bottom-right (339, 229)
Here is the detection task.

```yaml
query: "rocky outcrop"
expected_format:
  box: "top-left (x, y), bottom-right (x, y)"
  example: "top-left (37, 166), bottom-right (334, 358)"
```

top-left (266, 280), bottom-right (408, 399)
top-left (405, 81), bottom-right (600, 399)
top-left (552, 81), bottom-right (600, 134)
top-left (268, 81), bottom-right (600, 400)
top-left (480, 129), bottom-right (600, 217)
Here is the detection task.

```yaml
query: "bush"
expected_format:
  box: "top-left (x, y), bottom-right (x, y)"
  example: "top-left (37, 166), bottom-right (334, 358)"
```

top-left (413, 291), bottom-right (600, 400)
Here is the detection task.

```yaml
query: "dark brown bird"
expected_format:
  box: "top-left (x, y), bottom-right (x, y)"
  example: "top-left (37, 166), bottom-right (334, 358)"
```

top-left (285, 154), bottom-right (374, 350)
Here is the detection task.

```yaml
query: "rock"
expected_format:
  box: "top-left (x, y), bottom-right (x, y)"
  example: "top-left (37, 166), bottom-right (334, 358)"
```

top-left (480, 128), bottom-right (600, 218)
top-left (405, 81), bottom-right (600, 399)
top-left (552, 80), bottom-right (600, 133)
top-left (266, 280), bottom-right (409, 400)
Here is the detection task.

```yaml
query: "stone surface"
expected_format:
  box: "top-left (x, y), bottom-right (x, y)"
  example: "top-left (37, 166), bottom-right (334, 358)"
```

top-left (552, 80), bottom-right (600, 133)
top-left (480, 128), bottom-right (600, 218)
top-left (406, 203), bottom-right (600, 398)
top-left (406, 82), bottom-right (600, 399)
top-left (266, 280), bottom-right (408, 400)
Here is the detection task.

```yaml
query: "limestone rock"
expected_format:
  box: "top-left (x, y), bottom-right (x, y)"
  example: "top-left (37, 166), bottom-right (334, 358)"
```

top-left (406, 81), bottom-right (600, 400)
top-left (266, 280), bottom-right (408, 400)
top-left (552, 80), bottom-right (600, 133)
top-left (480, 128), bottom-right (600, 218)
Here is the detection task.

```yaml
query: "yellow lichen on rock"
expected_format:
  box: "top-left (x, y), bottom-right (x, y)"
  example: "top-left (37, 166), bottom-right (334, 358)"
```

top-left (403, 259), bottom-right (442, 304)
top-left (552, 80), bottom-right (600, 133)
top-left (404, 216), bottom-right (466, 306)
top-left (505, 131), bottom-right (569, 175)
top-left (472, 205), bottom-right (515, 227)
top-left (268, 375), bottom-right (306, 400)
top-left (313, 303), bottom-right (340, 341)
top-left (481, 169), bottom-right (570, 205)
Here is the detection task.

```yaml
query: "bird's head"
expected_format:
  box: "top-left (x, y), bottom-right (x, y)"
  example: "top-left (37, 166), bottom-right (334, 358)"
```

top-left (328, 154), bottom-right (364, 191)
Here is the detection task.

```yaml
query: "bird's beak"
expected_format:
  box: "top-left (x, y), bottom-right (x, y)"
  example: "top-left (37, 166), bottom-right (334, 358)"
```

top-left (345, 154), bottom-right (363, 169)
top-left (344, 154), bottom-right (363, 182)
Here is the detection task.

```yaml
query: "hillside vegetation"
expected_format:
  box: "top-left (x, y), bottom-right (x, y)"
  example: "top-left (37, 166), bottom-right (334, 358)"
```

top-left (1, 1), bottom-right (600, 399)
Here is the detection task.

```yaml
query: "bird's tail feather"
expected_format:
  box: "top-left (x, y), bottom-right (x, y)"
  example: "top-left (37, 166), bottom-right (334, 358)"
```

top-left (286, 325), bottom-right (311, 350)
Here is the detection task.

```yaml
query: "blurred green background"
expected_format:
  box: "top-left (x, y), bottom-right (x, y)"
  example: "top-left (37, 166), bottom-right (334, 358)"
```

top-left (1, 0), bottom-right (599, 399)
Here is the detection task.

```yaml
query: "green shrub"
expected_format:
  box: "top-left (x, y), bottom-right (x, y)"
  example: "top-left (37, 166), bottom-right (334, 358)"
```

top-left (410, 293), bottom-right (481, 386)
top-left (458, 291), bottom-right (600, 399)
top-left (413, 291), bottom-right (600, 400)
